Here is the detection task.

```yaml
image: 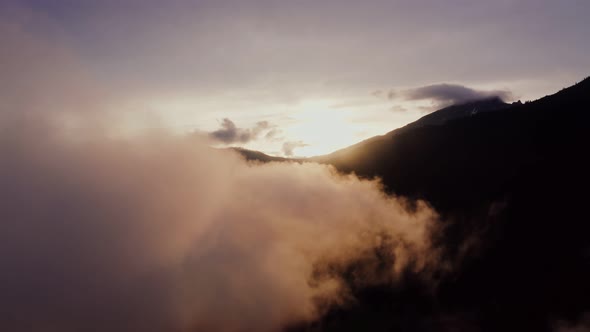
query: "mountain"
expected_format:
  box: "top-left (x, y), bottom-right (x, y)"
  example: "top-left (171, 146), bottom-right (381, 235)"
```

top-left (310, 97), bottom-right (511, 170)
top-left (229, 147), bottom-right (291, 163)
top-left (291, 77), bottom-right (590, 331)
top-left (238, 98), bottom-right (510, 166)
top-left (237, 77), bottom-right (590, 331)
top-left (403, 96), bottom-right (511, 128)
top-left (313, 79), bottom-right (589, 211)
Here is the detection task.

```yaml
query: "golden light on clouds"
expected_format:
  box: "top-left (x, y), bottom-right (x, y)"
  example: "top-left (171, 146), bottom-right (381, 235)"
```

top-left (146, 96), bottom-right (405, 157)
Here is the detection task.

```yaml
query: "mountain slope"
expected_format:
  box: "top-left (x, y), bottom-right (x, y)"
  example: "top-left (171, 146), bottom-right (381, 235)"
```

top-left (403, 96), bottom-right (510, 128)
top-left (229, 147), bottom-right (291, 163)
top-left (311, 97), bottom-right (511, 176)
top-left (291, 77), bottom-right (590, 331)
top-left (314, 78), bottom-right (589, 211)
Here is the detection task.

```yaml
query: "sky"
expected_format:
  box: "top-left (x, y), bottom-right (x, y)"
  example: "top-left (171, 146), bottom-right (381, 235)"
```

top-left (3, 0), bottom-right (590, 156)
top-left (1, 2), bottom-right (589, 330)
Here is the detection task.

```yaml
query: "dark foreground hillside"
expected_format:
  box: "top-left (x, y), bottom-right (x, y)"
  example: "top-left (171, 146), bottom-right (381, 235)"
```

top-left (278, 78), bottom-right (590, 331)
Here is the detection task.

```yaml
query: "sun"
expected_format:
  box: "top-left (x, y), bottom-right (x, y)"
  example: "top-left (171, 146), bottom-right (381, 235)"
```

top-left (285, 100), bottom-right (366, 157)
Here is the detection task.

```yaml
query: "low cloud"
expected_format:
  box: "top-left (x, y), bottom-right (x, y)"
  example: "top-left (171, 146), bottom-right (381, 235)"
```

top-left (390, 83), bottom-right (513, 106)
top-left (282, 140), bottom-right (309, 157)
top-left (208, 118), bottom-right (275, 144)
top-left (0, 112), bottom-right (442, 332)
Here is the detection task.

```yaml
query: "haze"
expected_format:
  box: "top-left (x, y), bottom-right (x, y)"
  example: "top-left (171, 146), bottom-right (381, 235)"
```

top-left (3, 0), bottom-right (589, 156)
top-left (1, 1), bottom-right (590, 331)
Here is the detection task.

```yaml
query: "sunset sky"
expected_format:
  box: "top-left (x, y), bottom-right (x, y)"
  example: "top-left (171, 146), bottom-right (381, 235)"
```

top-left (2, 2), bottom-right (590, 331)
top-left (3, 0), bottom-right (589, 156)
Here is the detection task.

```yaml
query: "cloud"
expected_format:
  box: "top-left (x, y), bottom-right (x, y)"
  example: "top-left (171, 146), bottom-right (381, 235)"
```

top-left (0, 111), bottom-right (442, 332)
top-left (208, 118), bottom-right (275, 144)
top-left (391, 83), bottom-right (513, 106)
top-left (282, 141), bottom-right (309, 157)
top-left (390, 105), bottom-right (409, 113)
top-left (0, 11), bottom-right (447, 332)
top-left (265, 128), bottom-right (281, 140)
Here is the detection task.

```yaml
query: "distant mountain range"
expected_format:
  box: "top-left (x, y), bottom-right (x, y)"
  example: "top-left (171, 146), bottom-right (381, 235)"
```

top-left (239, 77), bottom-right (590, 331)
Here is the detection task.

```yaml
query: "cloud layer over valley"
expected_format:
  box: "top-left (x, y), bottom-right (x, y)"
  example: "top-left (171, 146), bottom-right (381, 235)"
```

top-left (0, 110), bottom-right (443, 331)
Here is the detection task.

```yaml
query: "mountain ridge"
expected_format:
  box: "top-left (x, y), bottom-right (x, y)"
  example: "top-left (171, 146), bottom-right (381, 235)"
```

top-left (287, 76), bottom-right (590, 331)
top-left (237, 76), bottom-right (590, 331)
top-left (237, 77), bottom-right (590, 164)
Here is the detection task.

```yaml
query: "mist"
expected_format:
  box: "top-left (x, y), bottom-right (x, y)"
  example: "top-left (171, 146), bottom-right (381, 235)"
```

top-left (0, 109), bottom-right (443, 331)
top-left (0, 8), bottom-right (447, 331)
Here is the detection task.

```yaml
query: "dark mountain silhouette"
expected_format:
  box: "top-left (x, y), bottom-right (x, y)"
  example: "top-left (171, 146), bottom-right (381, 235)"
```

top-left (400, 96), bottom-right (511, 128)
top-left (313, 78), bottom-right (589, 213)
top-left (308, 97), bottom-right (511, 170)
top-left (239, 77), bottom-right (590, 331)
top-left (229, 147), bottom-right (291, 163)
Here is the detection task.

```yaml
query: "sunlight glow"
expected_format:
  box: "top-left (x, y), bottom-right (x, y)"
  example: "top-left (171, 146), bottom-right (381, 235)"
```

top-left (284, 100), bottom-right (371, 157)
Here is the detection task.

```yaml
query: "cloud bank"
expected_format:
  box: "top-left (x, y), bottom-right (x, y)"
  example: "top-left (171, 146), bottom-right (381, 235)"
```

top-left (391, 83), bottom-right (513, 106)
top-left (0, 112), bottom-right (442, 332)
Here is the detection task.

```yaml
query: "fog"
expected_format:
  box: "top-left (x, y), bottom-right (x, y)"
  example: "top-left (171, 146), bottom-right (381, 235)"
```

top-left (0, 109), bottom-right (444, 331)
top-left (0, 12), bottom-right (445, 331)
